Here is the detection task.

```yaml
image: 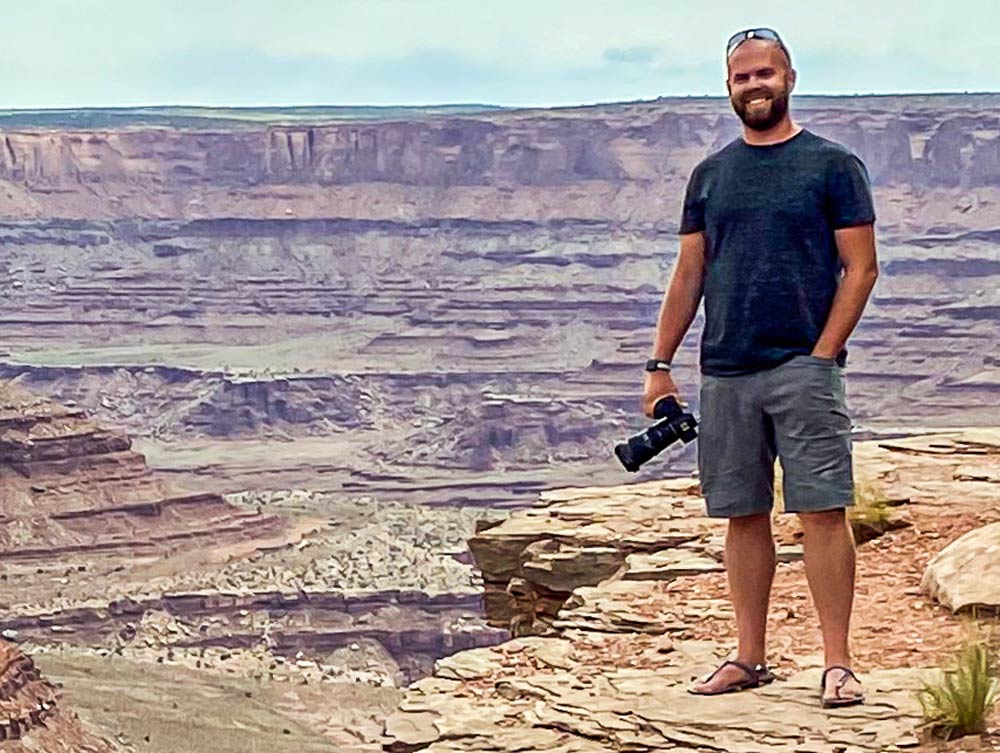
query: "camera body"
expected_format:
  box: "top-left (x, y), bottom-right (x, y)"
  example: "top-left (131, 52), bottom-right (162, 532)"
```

top-left (614, 395), bottom-right (698, 472)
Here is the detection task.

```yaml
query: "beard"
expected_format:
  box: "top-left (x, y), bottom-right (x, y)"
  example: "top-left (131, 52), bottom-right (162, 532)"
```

top-left (731, 83), bottom-right (790, 131)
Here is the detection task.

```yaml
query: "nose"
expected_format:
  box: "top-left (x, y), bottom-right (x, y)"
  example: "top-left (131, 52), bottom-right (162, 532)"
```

top-left (744, 79), bottom-right (773, 96)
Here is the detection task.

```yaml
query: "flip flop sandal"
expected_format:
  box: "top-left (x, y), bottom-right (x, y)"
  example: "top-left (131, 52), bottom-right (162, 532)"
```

top-left (687, 659), bottom-right (777, 695)
top-left (820, 664), bottom-right (865, 708)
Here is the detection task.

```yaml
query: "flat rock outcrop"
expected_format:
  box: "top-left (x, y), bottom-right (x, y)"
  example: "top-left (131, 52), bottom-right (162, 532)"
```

top-left (382, 429), bottom-right (1000, 751)
top-left (384, 639), bottom-right (937, 753)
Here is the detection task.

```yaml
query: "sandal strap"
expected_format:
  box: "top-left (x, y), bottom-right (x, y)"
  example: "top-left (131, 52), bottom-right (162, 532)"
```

top-left (821, 664), bottom-right (860, 693)
top-left (700, 658), bottom-right (769, 685)
top-left (725, 659), bottom-right (766, 678)
top-left (702, 659), bottom-right (765, 683)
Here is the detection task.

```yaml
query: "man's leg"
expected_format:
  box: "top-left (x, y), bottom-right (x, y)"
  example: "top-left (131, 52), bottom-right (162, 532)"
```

top-left (691, 372), bottom-right (778, 692)
top-left (798, 508), bottom-right (864, 700)
top-left (690, 511), bottom-right (777, 692)
top-left (765, 355), bottom-right (863, 702)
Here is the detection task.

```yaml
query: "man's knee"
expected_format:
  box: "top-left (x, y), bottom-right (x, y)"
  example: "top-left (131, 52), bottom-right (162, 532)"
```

top-left (727, 511), bottom-right (773, 534)
top-left (796, 507), bottom-right (847, 530)
top-left (730, 510), bottom-right (772, 524)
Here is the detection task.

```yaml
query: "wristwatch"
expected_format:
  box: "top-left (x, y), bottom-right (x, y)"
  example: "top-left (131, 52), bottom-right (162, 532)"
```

top-left (644, 358), bottom-right (672, 373)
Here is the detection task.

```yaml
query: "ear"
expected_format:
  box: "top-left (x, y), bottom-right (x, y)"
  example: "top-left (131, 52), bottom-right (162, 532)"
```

top-left (787, 68), bottom-right (797, 91)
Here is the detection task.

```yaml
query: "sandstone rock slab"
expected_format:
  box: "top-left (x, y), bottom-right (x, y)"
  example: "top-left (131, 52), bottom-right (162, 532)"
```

top-left (921, 519), bottom-right (1000, 614)
top-left (383, 638), bottom-right (933, 753)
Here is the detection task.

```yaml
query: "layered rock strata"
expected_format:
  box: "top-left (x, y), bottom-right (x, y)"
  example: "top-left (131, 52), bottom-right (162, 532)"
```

top-left (0, 95), bottom-right (998, 230)
top-left (0, 380), bottom-right (290, 562)
top-left (1, 95), bottom-right (998, 501)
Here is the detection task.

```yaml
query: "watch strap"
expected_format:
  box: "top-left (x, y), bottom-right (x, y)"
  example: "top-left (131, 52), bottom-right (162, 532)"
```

top-left (644, 358), bottom-right (672, 372)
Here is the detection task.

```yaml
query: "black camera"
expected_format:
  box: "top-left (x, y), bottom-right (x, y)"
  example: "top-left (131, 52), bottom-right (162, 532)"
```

top-left (614, 395), bottom-right (698, 472)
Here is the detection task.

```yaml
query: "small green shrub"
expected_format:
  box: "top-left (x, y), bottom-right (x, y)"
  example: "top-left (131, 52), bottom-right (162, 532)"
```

top-left (848, 480), bottom-right (892, 535)
top-left (915, 616), bottom-right (1000, 742)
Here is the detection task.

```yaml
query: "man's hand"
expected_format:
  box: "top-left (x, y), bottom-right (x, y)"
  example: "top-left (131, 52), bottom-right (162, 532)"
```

top-left (642, 371), bottom-right (680, 418)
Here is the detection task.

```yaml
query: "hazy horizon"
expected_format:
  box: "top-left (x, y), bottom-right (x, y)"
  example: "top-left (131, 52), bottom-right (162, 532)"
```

top-left (2, 90), bottom-right (999, 115)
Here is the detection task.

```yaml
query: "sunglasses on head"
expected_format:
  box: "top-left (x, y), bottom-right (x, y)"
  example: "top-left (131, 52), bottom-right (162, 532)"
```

top-left (726, 27), bottom-right (789, 59)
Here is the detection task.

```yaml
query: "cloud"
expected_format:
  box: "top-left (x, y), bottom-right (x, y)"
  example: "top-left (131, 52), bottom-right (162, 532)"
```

top-left (603, 46), bottom-right (661, 65)
top-left (133, 46), bottom-right (514, 106)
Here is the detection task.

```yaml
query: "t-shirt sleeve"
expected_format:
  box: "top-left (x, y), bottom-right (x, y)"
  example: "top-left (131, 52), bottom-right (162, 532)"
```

top-left (679, 164), bottom-right (706, 235)
top-left (826, 152), bottom-right (876, 228)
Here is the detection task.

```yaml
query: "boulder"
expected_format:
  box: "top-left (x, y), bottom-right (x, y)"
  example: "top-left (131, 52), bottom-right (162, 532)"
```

top-left (921, 520), bottom-right (1000, 615)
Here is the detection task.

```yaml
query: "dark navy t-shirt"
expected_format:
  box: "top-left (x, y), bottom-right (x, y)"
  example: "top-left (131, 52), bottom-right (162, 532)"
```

top-left (679, 128), bottom-right (876, 376)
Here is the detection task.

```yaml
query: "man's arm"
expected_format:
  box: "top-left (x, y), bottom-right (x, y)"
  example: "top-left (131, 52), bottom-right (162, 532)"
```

top-left (812, 223), bottom-right (879, 359)
top-left (642, 231), bottom-right (705, 417)
top-left (651, 231), bottom-right (706, 360)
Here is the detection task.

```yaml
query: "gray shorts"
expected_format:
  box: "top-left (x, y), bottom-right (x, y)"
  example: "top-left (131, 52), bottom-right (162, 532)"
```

top-left (697, 354), bottom-right (854, 518)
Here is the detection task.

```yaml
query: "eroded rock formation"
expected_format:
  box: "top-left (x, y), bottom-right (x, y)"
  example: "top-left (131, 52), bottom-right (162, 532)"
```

top-left (0, 638), bottom-right (116, 750)
top-left (0, 380), bottom-right (290, 562)
top-left (0, 380), bottom-right (506, 696)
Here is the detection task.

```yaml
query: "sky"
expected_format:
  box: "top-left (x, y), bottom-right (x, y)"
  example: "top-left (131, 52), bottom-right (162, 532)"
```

top-left (2, 0), bottom-right (998, 109)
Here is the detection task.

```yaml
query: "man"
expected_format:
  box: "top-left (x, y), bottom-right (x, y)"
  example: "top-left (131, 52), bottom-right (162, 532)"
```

top-left (641, 28), bottom-right (878, 708)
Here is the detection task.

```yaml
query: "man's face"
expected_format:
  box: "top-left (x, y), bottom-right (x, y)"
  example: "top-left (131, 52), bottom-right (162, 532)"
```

top-left (726, 40), bottom-right (795, 131)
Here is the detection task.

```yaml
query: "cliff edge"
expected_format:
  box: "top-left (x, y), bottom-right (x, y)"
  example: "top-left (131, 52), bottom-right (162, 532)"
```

top-left (382, 429), bottom-right (1000, 752)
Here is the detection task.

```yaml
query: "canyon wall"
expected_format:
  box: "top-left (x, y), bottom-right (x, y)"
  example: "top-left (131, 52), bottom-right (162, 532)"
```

top-left (1, 96), bottom-right (998, 500)
top-left (0, 95), bottom-right (998, 232)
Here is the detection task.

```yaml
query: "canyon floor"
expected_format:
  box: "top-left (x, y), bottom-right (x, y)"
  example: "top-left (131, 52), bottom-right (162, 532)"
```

top-left (0, 381), bottom-right (509, 750)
